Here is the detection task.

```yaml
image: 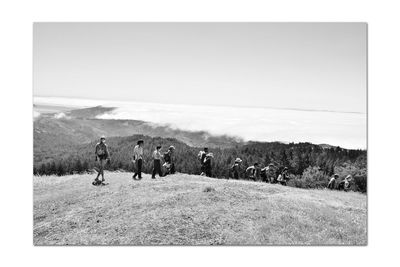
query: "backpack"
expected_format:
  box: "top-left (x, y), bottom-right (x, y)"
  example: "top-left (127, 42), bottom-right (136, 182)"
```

top-left (204, 157), bottom-right (211, 166)
top-left (163, 152), bottom-right (171, 163)
top-left (198, 151), bottom-right (206, 163)
top-left (96, 143), bottom-right (106, 156)
top-left (230, 164), bottom-right (239, 172)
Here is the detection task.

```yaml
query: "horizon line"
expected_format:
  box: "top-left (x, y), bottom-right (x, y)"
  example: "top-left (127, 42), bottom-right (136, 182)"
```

top-left (33, 95), bottom-right (366, 115)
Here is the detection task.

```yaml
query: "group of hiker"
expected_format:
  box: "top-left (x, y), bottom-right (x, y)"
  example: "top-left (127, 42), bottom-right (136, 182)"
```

top-left (93, 136), bottom-right (351, 191)
top-left (93, 136), bottom-right (291, 186)
top-left (131, 139), bottom-right (176, 180)
top-left (327, 173), bottom-right (352, 191)
top-left (229, 159), bottom-right (290, 185)
top-left (93, 136), bottom-right (176, 185)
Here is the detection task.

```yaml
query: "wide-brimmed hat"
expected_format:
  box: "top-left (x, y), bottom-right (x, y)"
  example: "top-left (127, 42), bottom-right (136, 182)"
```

top-left (206, 153), bottom-right (214, 158)
top-left (235, 158), bottom-right (243, 163)
top-left (100, 135), bottom-right (106, 140)
top-left (169, 145), bottom-right (175, 150)
top-left (268, 163), bottom-right (275, 166)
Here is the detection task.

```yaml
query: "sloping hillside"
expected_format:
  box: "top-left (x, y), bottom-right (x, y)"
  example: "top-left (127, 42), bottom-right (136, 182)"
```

top-left (33, 173), bottom-right (367, 245)
top-left (34, 106), bottom-right (244, 153)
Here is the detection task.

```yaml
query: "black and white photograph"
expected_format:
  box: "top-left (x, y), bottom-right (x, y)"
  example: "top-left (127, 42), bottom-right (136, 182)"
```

top-left (33, 22), bottom-right (367, 246)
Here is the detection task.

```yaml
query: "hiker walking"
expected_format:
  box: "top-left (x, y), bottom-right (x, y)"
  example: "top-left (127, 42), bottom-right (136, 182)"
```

top-left (163, 146), bottom-right (175, 175)
top-left (203, 152), bottom-right (214, 177)
top-left (198, 147), bottom-right (209, 176)
top-left (132, 140), bottom-right (144, 180)
top-left (277, 167), bottom-right (289, 186)
top-left (93, 135), bottom-right (110, 185)
top-left (327, 174), bottom-right (339, 189)
top-left (151, 145), bottom-right (163, 179)
top-left (261, 163), bottom-right (275, 183)
top-left (230, 158), bottom-right (242, 179)
top-left (338, 175), bottom-right (352, 191)
top-left (246, 163), bottom-right (261, 181)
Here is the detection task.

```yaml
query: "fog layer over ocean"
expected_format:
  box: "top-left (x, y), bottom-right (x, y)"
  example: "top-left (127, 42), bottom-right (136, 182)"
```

top-left (34, 97), bottom-right (366, 149)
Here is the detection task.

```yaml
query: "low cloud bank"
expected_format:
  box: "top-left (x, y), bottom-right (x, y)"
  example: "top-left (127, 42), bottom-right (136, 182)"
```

top-left (97, 101), bottom-right (366, 149)
top-left (34, 97), bottom-right (366, 149)
top-left (54, 112), bottom-right (70, 119)
top-left (33, 111), bottom-right (40, 119)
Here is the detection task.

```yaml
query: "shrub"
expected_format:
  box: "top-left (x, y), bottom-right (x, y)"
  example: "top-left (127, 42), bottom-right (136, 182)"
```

top-left (288, 166), bottom-right (329, 189)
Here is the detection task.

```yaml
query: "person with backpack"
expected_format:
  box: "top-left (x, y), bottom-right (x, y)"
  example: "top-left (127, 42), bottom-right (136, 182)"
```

top-left (132, 140), bottom-right (144, 180)
top-left (230, 158), bottom-right (242, 179)
top-left (151, 145), bottom-right (164, 179)
top-left (327, 174), bottom-right (339, 189)
top-left (163, 145), bottom-right (175, 175)
top-left (277, 167), bottom-right (289, 186)
top-left (260, 165), bottom-right (267, 182)
top-left (93, 135), bottom-right (110, 185)
top-left (261, 163), bottom-right (275, 183)
top-left (203, 152), bottom-right (213, 177)
top-left (246, 163), bottom-right (261, 181)
top-left (338, 175), bottom-right (352, 191)
top-left (198, 147), bottom-right (208, 176)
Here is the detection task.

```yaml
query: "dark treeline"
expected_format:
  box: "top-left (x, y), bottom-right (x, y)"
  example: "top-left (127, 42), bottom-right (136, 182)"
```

top-left (34, 135), bottom-right (367, 192)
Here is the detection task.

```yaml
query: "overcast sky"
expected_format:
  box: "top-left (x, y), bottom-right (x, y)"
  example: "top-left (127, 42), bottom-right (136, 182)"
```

top-left (33, 23), bottom-right (366, 113)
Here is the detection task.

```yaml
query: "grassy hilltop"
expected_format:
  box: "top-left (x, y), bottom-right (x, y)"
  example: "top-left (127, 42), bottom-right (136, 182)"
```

top-left (33, 172), bottom-right (367, 245)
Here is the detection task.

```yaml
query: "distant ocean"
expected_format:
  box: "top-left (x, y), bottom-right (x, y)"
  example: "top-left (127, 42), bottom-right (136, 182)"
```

top-left (34, 96), bottom-right (366, 149)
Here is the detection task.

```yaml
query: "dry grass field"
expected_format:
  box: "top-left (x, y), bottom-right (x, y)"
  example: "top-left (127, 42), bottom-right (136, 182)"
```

top-left (33, 172), bottom-right (367, 245)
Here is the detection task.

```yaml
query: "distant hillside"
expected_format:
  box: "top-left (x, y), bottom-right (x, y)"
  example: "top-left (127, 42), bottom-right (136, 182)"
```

top-left (34, 106), bottom-right (244, 159)
top-left (319, 144), bottom-right (337, 149)
top-left (68, 106), bottom-right (116, 118)
top-left (33, 172), bottom-right (367, 245)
